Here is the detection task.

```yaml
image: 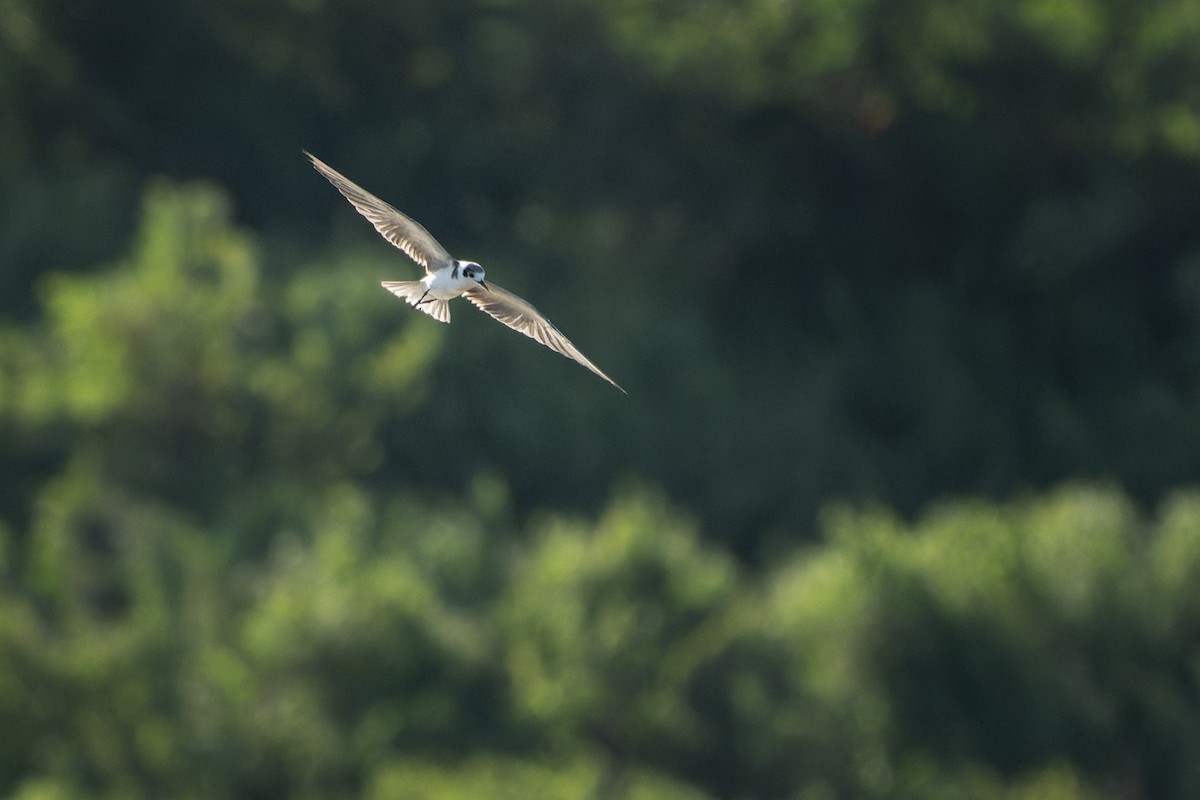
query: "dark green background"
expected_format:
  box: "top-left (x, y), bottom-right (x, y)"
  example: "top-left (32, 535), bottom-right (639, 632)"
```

top-left (2, 0), bottom-right (1200, 797)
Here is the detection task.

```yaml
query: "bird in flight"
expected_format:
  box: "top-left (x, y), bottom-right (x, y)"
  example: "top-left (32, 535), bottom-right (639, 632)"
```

top-left (305, 151), bottom-right (625, 393)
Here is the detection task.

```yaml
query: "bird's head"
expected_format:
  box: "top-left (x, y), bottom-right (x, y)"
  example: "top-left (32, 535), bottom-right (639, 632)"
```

top-left (460, 262), bottom-right (489, 291)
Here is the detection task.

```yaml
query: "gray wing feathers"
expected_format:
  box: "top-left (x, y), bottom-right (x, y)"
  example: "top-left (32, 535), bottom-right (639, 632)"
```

top-left (465, 284), bottom-right (626, 393)
top-left (306, 151), bottom-right (452, 273)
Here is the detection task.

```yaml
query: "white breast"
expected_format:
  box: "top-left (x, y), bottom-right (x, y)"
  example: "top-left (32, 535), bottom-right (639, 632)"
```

top-left (424, 265), bottom-right (475, 300)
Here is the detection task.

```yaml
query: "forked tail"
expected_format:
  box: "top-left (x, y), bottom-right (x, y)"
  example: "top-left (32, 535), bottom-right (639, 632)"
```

top-left (381, 281), bottom-right (451, 323)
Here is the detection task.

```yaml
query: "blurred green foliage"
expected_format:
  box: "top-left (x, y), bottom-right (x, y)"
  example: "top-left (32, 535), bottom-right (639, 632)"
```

top-left (4, 0), bottom-right (1200, 796)
top-left (5, 409), bottom-right (1200, 798)
top-left (6, 0), bottom-right (1200, 544)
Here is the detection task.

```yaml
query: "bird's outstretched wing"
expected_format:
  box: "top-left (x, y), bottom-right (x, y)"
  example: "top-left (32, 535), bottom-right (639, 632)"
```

top-left (305, 151), bottom-right (452, 273)
top-left (464, 283), bottom-right (626, 393)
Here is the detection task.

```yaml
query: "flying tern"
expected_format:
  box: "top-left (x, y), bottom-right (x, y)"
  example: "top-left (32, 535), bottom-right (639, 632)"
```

top-left (306, 151), bottom-right (625, 393)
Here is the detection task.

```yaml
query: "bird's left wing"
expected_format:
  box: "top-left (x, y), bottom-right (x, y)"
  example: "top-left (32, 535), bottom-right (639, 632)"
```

top-left (305, 151), bottom-right (453, 273)
top-left (464, 283), bottom-right (626, 393)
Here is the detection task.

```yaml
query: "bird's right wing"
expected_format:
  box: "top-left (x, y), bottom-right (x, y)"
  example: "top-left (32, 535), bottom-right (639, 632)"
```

top-left (306, 151), bottom-right (452, 273)
top-left (464, 282), bottom-right (626, 393)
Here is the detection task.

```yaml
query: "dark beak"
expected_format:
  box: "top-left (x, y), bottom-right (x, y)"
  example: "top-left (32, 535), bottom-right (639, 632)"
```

top-left (479, 279), bottom-right (490, 292)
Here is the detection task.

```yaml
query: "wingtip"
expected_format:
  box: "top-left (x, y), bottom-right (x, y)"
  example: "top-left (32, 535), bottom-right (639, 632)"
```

top-left (303, 150), bottom-right (329, 171)
top-left (599, 372), bottom-right (628, 394)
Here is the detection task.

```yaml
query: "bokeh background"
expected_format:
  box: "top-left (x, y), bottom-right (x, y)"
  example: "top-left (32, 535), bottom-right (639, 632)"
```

top-left (3, 0), bottom-right (1200, 797)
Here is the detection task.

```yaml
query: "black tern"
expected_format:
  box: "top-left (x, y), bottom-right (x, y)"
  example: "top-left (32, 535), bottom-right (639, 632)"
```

top-left (306, 151), bottom-right (625, 393)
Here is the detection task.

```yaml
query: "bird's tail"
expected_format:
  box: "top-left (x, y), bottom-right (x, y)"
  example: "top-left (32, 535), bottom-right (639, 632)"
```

top-left (381, 281), bottom-right (451, 323)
